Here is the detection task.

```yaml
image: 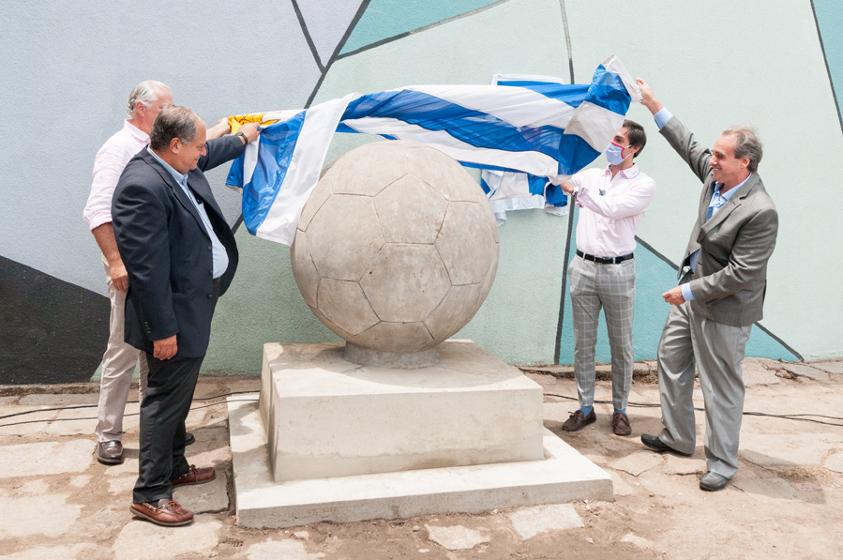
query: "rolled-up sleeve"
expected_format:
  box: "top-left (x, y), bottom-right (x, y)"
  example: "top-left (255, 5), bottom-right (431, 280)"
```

top-left (576, 175), bottom-right (656, 219)
top-left (83, 145), bottom-right (126, 230)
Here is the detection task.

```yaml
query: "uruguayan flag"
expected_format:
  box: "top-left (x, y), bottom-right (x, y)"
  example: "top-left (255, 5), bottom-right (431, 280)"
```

top-left (480, 73), bottom-right (575, 222)
top-left (226, 56), bottom-right (639, 245)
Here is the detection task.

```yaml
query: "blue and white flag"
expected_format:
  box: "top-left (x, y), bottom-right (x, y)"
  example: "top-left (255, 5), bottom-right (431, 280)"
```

top-left (226, 56), bottom-right (639, 245)
top-left (480, 73), bottom-right (576, 222)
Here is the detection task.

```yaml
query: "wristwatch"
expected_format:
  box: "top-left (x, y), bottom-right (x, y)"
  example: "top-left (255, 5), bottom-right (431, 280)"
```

top-left (236, 131), bottom-right (248, 144)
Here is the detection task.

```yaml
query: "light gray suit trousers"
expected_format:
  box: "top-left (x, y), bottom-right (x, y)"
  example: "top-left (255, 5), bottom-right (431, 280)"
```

top-left (658, 300), bottom-right (751, 478)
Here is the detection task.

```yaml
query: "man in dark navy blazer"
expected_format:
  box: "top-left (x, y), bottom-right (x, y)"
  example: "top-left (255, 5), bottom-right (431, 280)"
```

top-left (112, 106), bottom-right (258, 526)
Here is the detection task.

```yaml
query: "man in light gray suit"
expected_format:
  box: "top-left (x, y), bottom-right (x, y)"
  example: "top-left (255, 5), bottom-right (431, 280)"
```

top-left (636, 78), bottom-right (778, 491)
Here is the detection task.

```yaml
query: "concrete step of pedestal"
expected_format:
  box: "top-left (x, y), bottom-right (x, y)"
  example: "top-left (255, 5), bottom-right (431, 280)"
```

top-left (228, 396), bottom-right (612, 528)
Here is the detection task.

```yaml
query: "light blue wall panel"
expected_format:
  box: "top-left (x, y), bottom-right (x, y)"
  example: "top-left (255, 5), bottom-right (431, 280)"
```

top-left (814, 0), bottom-right (843, 122)
top-left (558, 207), bottom-right (799, 364)
top-left (342, 0), bottom-right (502, 54)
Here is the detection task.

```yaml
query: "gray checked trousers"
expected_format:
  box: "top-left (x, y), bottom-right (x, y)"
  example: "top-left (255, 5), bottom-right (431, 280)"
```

top-left (656, 300), bottom-right (751, 479)
top-left (568, 255), bottom-right (635, 411)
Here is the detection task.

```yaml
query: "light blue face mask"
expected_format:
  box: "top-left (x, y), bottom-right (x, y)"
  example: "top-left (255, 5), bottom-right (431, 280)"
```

top-left (605, 142), bottom-right (626, 165)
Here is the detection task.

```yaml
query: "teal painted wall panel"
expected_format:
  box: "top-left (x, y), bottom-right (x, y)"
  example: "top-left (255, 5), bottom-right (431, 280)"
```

top-left (202, 229), bottom-right (340, 375)
top-left (458, 209), bottom-right (566, 365)
top-left (565, 0), bottom-right (841, 360)
top-left (814, 0), bottom-right (843, 119)
top-left (342, 0), bottom-right (501, 54)
top-left (558, 208), bottom-right (799, 365)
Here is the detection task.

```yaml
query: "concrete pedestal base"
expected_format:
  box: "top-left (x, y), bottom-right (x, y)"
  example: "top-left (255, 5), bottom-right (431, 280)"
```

top-left (228, 340), bottom-right (612, 528)
top-left (260, 341), bottom-right (544, 482)
top-left (229, 397), bottom-right (612, 528)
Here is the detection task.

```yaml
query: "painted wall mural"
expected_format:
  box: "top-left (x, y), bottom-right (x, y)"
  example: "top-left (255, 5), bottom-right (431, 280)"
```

top-left (1, 0), bottom-right (840, 383)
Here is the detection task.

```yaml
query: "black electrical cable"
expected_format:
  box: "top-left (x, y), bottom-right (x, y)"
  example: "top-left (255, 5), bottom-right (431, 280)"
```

top-left (544, 392), bottom-right (843, 427)
top-left (0, 397), bottom-right (260, 428)
top-left (1, 389), bottom-right (842, 429)
top-left (0, 390), bottom-right (259, 422)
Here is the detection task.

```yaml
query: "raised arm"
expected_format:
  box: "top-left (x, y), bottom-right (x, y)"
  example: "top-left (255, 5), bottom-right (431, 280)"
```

top-left (198, 122), bottom-right (260, 171)
top-left (637, 78), bottom-right (712, 183)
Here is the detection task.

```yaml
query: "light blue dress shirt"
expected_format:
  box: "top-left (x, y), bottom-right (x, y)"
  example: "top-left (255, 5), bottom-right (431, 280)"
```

top-left (652, 110), bottom-right (750, 302)
top-left (147, 148), bottom-right (229, 279)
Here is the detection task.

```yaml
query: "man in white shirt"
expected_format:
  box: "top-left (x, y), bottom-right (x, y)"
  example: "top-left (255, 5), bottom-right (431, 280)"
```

top-left (559, 120), bottom-right (656, 436)
top-left (83, 81), bottom-right (229, 465)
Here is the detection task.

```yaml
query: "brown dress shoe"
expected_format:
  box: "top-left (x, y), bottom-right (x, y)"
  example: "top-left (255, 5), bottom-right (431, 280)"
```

top-left (130, 499), bottom-right (193, 527)
top-left (612, 412), bottom-right (632, 436)
top-left (561, 409), bottom-right (597, 432)
top-left (171, 465), bottom-right (216, 487)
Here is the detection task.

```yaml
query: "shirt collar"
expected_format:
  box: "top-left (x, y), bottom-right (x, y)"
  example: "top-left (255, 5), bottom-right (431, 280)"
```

top-left (146, 146), bottom-right (187, 186)
top-left (603, 163), bottom-right (640, 179)
top-left (124, 119), bottom-right (149, 143)
top-left (714, 173), bottom-right (752, 201)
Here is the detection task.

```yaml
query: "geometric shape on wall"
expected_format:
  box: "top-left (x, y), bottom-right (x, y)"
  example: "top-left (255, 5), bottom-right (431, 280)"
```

top-left (812, 0), bottom-right (843, 126)
top-left (341, 0), bottom-right (502, 55)
top-left (295, 0), bottom-right (366, 66)
top-left (0, 255), bottom-right (109, 384)
top-left (201, 228), bottom-right (339, 377)
top-left (558, 211), bottom-right (799, 365)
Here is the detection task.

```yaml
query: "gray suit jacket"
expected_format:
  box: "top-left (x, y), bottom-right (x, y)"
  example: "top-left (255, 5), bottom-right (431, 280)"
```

top-left (661, 116), bottom-right (778, 326)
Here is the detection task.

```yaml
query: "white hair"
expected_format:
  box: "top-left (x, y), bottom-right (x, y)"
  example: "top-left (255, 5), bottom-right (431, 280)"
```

top-left (126, 80), bottom-right (170, 116)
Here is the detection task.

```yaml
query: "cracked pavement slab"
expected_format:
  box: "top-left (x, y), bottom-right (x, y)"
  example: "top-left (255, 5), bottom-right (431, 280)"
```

top-left (0, 361), bottom-right (841, 559)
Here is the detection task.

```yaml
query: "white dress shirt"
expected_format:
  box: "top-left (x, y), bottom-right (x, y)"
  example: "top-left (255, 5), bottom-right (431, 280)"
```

top-left (83, 120), bottom-right (149, 230)
top-left (569, 164), bottom-right (656, 257)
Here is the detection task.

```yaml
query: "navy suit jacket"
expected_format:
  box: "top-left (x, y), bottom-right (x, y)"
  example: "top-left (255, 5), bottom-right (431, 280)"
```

top-left (112, 135), bottom-right (245, 358)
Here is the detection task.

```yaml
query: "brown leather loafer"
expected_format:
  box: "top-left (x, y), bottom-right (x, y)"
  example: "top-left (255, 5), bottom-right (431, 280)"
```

top-left (171, 465), bottom-right (215, 487)
top-left (95, 440), bottom-right (124, 465)
top-left (130, 499), bottom-right (193, 526)
top-left (612, 412), bottom-right (632, 436)
top-left (561, 409), bottom-right (597, 432)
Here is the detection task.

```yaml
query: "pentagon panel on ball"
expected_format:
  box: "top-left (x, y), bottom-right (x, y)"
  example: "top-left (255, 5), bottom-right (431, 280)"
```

top-left (291, 141), bottom-right (499, 366)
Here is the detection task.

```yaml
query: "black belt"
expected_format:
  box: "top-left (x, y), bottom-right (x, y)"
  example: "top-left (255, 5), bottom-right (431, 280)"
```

top-left (576, 250), bottom-right (634, 265)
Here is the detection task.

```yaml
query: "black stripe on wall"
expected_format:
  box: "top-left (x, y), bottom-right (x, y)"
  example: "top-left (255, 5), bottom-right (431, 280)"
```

top-left (0, 256), bottom-right (109, 384)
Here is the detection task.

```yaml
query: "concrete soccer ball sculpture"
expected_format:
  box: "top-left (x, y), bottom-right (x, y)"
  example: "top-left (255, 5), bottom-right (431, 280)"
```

top-left (291, 141), bottom-right (499, 355)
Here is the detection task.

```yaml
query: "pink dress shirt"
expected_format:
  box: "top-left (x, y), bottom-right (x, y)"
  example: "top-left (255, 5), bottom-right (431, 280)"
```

top-left (83, 120), bottom-right (149, 230)
top-left (569, 164), bottom-right (656, 257)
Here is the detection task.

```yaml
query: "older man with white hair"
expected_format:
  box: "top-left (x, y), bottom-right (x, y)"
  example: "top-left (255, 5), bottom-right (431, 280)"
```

top-left (83, 81), bottom-right (227, 465)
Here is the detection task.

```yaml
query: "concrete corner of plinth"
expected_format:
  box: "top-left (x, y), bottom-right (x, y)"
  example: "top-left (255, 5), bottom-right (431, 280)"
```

top-left (228, 395), bottom-right (613, 529)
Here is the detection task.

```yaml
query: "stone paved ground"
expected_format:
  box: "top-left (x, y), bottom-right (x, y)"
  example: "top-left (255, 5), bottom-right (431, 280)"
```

top-left (0, 359), bottom-right (842, 559)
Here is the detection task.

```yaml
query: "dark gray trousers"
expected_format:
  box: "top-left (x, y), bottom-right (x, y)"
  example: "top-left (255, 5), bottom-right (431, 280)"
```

top-left (132, 353), bottom-right (203, 504)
